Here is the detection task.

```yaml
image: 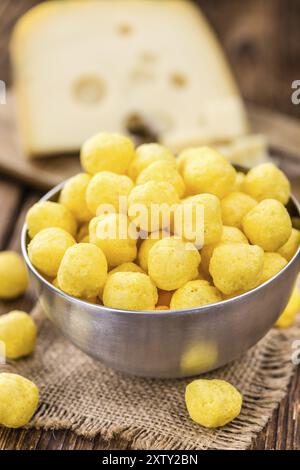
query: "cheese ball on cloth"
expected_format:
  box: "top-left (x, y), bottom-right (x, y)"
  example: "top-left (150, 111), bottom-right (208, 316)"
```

top-left (57, 243), bottom-right (108, 298)
top-left (185, 379), bottom-right (242, 428)
top-left (28, 227), bottom-right (76, 277)
top-left (128, 181), bottom-right (179, 232)
top-left (242, 199), bottom-right (292, 252)
top-left (80, 132), bottom-right (135, 175)
top-left (170, 280), bottom-right (222, 310)
top-left (0, 251), bottom-right (28, 299)
top-left (59, 173), bottom-right (93, 223)
top-left (148, 238), bottom-right (200, 291)
top-left (276, 287), bottom-right (300, 328)
top-left (128, 143), bottom-right (176, 181)
top-left (26, 201), bottom-right (77, 238)
top-left (182, 147), bottom-right (236, 198)
top-left (136, 160), bottom-right (185, 197)
top-left (0, 373), bottom-right (39, 428)
top-left (0, 311), bottom-right (37, 359)
top-left (277, 228), bottom-right (300, 261)
top-left (221, 192), bottom-right (257, 229)
top-left (103, 272), bottom-right (158, 311)
top-left (86, 171), bottom-right (134, 214)
top-left (89, 213), bottom-right (137, 268)
top-left (243, 163), bottom-right (290, 204)
top-left (261, 253), bottom-right (287, 284)
top-left (209, 243), bottom-right (264, 295)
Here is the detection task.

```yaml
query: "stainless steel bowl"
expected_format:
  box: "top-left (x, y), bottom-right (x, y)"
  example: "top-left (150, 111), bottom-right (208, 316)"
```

top-left (21, 180), bottom-right (300, 378)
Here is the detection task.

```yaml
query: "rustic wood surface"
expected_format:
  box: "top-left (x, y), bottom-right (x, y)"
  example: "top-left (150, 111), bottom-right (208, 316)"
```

top-left (0, 0), bottom-right (300, 451)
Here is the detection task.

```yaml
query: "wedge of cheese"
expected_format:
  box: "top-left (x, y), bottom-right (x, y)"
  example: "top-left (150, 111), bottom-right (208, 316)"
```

top-left (11, 0), bottom-right (249, 158)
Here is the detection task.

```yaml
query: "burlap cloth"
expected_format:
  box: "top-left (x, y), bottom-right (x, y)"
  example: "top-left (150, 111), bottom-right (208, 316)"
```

top-left (2, 304), bottom-right (300, 450)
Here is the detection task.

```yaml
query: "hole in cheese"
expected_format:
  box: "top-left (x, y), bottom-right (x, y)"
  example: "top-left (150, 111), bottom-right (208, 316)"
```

top-left (72, 75), bottom-right (106, 105)
top-left (170, 72), bottom-right (188, 88)
top-left (118, 23), bottom-right (133, 35)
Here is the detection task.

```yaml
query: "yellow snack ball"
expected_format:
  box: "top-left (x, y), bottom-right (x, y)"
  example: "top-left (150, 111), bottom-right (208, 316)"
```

top-left (176, 147), bottom-right (203, 174)
top-left (0, 373), bottom-right (39, 428)
top-left (136, 160), bottom-right (185, 198)
top-left (185, 379), bottom-right (242, 428)
top-left (148, 237), bottom-right (200, 291)
top-left (0, 251), bottom-right (28, 299)
top-left (59, 173), bottom-right (93, 223)
top-left (243, 162), bottom-right (290, 204)
top-left (86, 171), bottom-right (133, 215)
top-left (128, 143), bottom-right (176, 181)
top-left (109, 262), bottom-right (144, 276)
top-left (261, 252), bottom-right (287, 284)
top-left (28, 227), bottom-right (76, 278)
top-left (276, 287), bottom-right (300, 328)
top-left (0, 311), bottom-right (37, 359)
top-left (277, 228), bottom-right (300, 261)
top-left (242, 199), bottom-right (292, 252)
top-left (57, 243), bottom-right (108, 298)
top-left (221, 192), bottom-right (257, 229)
top-left (77, 223), bottom-right (89, 242)
top-left (137, 230), bottom-right (168, 272)
top-left (170, 280), bottom-right (222, 310)
top-left (173, 193), bottom-right (222, 246)
top-left (128, 181), bottom-right (179, 232)
top-left (182, 147), bottom-right (236, 198)
top-left (201, 226), bottom-right (248, 276)
top-left (80, 132), bottom-right (135, 175)
top-left (232, 172), bottom-right (246, 192)
top-left (89, 213), bottom-right (137, 268)
top-left (103, 272), bottom-right (158, 311)
top-left (26, 201), bottom-right (77, 238)
top-left (209, 243), bottom-right (264, 295)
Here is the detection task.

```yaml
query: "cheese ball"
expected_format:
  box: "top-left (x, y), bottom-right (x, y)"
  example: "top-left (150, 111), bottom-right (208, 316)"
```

top-left (170, 280), bottom-right (222, 310)
top-left (86, 171), bottom-right (134, 215)
top-left (176, 147), bottom-right (202, 174)
top-left (0, 373), bottom-right (39, 428)
top-left (0, 311), bottom-right (37, 359)
top-left (232, 172), bottom-right (246, 192)
top-left (276, 287), bottom-right (300, 328)
top-left (182, 147), bottom-right (236, 198)
top-left (242, 199), bottom-right (292, 252)
top-left (261, 252), bottom-right (287, 284)
top-left (128, 181), bottom-right (179, 232)
top-left (103, 272), bottom-right (158, 311)
top-left (80, 132), bottom-right (135, 175)
top-left (109, 262), bottom-right (144, 276)
top-left (0, 251), bottom-right (28, 299)
top-left (221, 192), bottom-right (257, 229)
top-left (59, 173), bottom-right (93, 223)
top-left (89, 214), bottom-right (137, 268)
top-left (209, 243), bottom-right (264, 295)
top-left (26, 201), bottom-right (77, 238)
top-left (148, 237), bottom-right (200, 291)
top-left (243, 162), bottom-right (290, 204)
top-left (28, 227), bottom-right (76, 277)
top-left (201, 226), bottom-right (248, 276)
top-left (136, 160), bottom-right (185, 197)
top-left (57, 243), bottom-right (108, 298)
top-left (137, 230), bottom-right (168, 272)
top-left (128, 143), bottom-right (176, 181)
top-left (185, 379), bottom-right (242, 428)
top-left (173, 194), bottom-right (222, 246)
top-left (277, 228), bottom-right (300, 261)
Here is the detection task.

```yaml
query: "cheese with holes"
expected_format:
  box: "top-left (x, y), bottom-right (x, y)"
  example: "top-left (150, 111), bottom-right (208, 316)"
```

top-left (11, 0), bottom-right (249, 158)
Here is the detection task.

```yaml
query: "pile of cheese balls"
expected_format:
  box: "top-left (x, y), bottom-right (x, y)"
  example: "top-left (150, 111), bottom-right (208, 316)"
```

top-left (25, 133), bottom-right (300, 315)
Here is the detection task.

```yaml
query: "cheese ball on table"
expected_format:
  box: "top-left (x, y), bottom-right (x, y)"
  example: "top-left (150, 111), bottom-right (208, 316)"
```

top-left (59, 173), bottom-right (92, 223)
top-left (89, 213), bottom-right (137, 268)
top-left (80, 132), bottom-right (135, 175)
top-left (221, 192), bottom-right (257, 229)
top-left (0, 251), bottom-right (28, 299)
top-left (170, 280), bottom-right (222, 310)
top-left (185, 379), bottom-right (242, 428)
top-left (0, 311), bottom-right (37, 359)
top-left (242, 199), bottom-right (292, 252)
top-left (261, 253), bottom-right (287, 284)
top-left (182, 147), bottom-right (236, 198)
top-left (276, 287), bottom-right (300, 328)
top-left (103, 272), bottom-right (158, 311)
top-left (277, 228), bottom-right (300, 261)
top-left (209, 243), bottom-right (264, 296)
top-left (243, 162), bottom-right (290, 204)
top-left (57, 243), bottom-right (108, 299)
top-left (0, 373), bottom-right (39, 428)
top-left (128, 143), bottom-right (176, 181)
top-left (136, 160), bottom-right (185, 197)
top-left (26, 201), bottom-right (77, 238)
top-left (148, 238), bottom-right (200, 291)
top-left (86, 171), bottom-right (134, 214)
top-left (28, 227), bottom-right (76, 277)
